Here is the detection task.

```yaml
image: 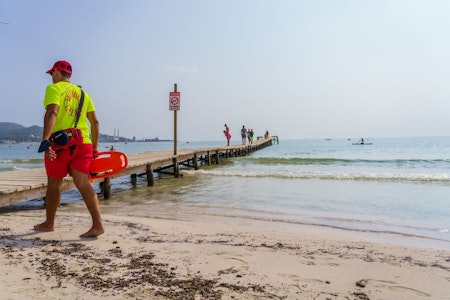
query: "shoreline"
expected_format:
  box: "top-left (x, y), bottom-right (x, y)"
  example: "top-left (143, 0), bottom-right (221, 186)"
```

top-left (1, 208), bottom-right (449, 299)
top-left (4, 193), bottom-right (450, 251)
top-left (97, 199), bottom-right (450, 251)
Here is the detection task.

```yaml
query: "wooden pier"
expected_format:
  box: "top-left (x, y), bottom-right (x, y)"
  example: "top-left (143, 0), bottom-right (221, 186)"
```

top-left (0, 137), bottom-right (276, 207)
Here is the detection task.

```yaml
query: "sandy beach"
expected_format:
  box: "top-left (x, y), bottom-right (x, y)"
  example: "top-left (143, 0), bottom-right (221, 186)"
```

top-left (0, 207), bottom-right (449, 300)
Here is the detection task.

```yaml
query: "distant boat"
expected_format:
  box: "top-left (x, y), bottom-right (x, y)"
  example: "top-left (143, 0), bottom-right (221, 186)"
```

top-left (353, 138), bottom-right (372, 145)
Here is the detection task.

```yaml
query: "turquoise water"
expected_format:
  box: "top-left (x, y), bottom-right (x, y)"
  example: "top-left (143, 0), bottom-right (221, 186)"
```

top-left (1, 137), bottom-right (450, 249)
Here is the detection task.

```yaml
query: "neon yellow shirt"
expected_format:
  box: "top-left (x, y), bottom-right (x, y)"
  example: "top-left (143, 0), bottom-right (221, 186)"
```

top-left (43, 82), bottom-right (95, 144)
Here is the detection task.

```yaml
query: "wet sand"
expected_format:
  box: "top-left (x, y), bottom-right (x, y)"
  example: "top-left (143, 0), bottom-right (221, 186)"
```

top-left (0, 208), bottom-right (449, 300)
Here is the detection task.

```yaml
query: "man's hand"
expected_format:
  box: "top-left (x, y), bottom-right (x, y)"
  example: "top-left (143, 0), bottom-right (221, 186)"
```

top-left (38, 140), bottom-right (51, 152)
top-left (93, 148), bottom-right (99, 159)
top-left (46, 147), bottom-right (57, 161)
top-left (38, 140), bottom-right (57, 160)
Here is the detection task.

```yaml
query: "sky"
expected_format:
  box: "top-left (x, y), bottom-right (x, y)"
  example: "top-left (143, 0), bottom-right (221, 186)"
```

top-left (1, 0), bottom-right (450, 141)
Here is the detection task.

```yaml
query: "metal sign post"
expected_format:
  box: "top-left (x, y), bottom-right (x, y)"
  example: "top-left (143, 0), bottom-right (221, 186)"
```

top-left (169, 84), bottom-right (180, 177)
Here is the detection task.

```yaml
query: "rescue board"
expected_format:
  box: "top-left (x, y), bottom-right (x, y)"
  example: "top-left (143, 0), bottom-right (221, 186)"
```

top-left (90, 151), bottom-right (128, 179)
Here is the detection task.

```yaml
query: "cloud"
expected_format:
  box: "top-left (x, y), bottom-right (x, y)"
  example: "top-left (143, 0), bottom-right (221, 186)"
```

top-left (162, 65), bottom-right (199, 75)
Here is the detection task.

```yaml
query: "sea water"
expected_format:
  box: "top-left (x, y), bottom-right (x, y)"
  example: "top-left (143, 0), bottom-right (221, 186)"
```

top-left (1, 137), bottom-right (449, 249)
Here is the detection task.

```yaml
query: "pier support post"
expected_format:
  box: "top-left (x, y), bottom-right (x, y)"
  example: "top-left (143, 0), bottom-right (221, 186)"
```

top-left (215, 151), bottom-right (220, 164)
top-left (146, 164), bottom-right (154, 186)
top-left (103, 177), bottom-right (111, 199)
top-left (207, 151), bottom-right (211, 166)
top-left (173, 158), bottom-right (180, 177)
top-left (131, 174), bottom-right (137, 186)
top-left (193, 153), bottom-right (198, 170)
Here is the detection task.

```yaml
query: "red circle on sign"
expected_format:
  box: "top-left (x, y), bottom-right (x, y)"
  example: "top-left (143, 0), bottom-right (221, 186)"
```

top-left (170, 97), bottom-right (179, 105)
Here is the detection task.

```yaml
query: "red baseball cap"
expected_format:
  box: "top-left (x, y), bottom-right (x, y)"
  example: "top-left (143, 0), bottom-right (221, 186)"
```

top-left (46, 60), bottom-right (72, 74)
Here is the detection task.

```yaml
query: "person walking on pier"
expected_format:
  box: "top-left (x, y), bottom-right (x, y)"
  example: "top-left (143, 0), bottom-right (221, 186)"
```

top-left (224, 124), bottom-right (231, 146)
top-left (34, 60), bottom-right (104, 238)
top-left (247, 128), bottom-right (254, 144)
top-left (241, 125), bottom-right (247, 145)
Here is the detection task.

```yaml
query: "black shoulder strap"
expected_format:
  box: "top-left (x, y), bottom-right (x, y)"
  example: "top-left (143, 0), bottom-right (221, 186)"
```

top-left (74, 90), bottom-right (85, 128)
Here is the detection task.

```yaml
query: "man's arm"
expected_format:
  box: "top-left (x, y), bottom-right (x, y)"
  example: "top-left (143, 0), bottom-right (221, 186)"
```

top-left (42, 104), bottom-right (58, 140)
top-left (38, 104), bottom-right (58, 156)
top-left (87, 111), bottom-right (99, 153)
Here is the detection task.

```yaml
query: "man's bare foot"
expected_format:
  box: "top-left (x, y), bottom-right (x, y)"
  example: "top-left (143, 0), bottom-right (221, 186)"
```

top-left (80, 226), bottom-right (105, 238)
top-left (33, 223), bottom-right (54, 232)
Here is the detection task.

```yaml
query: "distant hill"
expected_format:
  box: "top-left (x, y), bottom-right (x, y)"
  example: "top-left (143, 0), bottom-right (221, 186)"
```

top-left (0, 122), bottom-right (26, 132)
top-left (0, 122), bottom-right (132, 143)
top-left (0, 122), bottom-right (42, 143)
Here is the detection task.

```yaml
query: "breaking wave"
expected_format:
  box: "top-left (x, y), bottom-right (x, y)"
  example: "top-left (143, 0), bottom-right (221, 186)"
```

top-left (185, 169), bottom-right (450, 183)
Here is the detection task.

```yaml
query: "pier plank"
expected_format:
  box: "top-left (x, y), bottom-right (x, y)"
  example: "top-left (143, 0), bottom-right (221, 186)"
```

top-left (0, 138), bottom-right (274, 206)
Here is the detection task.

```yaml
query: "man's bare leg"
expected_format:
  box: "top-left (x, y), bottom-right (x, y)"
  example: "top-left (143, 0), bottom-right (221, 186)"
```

top-left (72, 169), bottom-right (105, 237)
top-left (34, 177), bottom-right (63, 232)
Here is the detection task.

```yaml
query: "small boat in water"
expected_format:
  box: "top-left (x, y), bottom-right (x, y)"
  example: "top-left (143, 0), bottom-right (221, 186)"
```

top-left (353, 138), bottom-right (372, 145)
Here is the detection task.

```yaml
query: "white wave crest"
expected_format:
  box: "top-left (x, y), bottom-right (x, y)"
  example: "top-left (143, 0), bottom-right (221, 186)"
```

top-left (183, 169), bottom-right (450, 182)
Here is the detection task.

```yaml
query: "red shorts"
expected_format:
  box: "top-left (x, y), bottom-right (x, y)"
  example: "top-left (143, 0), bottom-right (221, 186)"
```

top-left (45, 143), bottom-right (93, 178)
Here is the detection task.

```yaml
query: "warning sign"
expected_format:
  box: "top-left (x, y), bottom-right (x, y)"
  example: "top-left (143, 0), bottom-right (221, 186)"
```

top-left (169, 92), bottom-right (180, 111)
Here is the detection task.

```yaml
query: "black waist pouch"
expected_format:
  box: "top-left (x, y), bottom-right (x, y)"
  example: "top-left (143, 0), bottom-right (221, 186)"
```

top-left (50, 128), bottom-right (83, 150)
